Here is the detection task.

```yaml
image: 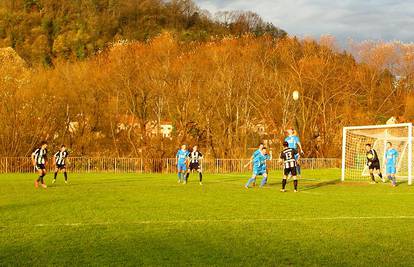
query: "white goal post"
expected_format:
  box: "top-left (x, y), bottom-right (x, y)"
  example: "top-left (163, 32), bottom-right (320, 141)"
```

top-left (341, 123), bottom-right (413, 185)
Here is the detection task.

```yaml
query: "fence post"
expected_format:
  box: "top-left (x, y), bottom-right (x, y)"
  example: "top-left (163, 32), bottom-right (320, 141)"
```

top-left (88, 158), bottom-right (91, 173)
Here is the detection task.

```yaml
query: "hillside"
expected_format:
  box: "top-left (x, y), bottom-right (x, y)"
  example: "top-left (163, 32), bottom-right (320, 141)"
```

top-left (0, 0), bottom-right (286, 65)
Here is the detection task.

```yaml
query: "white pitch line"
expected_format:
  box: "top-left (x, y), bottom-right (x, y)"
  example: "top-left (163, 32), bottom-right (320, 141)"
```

top-left (1, 216), bottom-right (413, 229)
top-left (14, 216), bottom-right (413, 228)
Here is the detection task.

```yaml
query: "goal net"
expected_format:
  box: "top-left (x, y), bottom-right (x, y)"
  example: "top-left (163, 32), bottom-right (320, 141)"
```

top-left (341, 123), bottom-right (413, 185)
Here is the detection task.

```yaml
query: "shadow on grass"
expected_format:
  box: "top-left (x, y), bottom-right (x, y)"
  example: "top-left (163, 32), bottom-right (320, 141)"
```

top-left (300, 179), bottom-right (342, 191)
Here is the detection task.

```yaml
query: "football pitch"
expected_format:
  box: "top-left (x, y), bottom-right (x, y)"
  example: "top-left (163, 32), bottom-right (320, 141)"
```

top-left (1, 169), bottom-right (414, 266)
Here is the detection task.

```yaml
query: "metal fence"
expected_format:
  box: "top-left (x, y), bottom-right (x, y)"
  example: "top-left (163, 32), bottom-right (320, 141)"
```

top-left (0, 157), bottom-right (340, 174)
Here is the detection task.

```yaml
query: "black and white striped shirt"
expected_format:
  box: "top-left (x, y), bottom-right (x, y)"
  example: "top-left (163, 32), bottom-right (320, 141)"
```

top-left (32, 148), bottom-right (47, 165)
top-left (54, 151), bottom-right (69, 165)
top-left (280, 148), bottom-right (298, 169)
top-left (188, 151), bottom-right (203, 164)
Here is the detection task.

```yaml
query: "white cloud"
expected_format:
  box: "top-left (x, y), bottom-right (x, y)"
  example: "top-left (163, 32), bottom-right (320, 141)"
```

top-left (195, 0), bottom-right (414, 43)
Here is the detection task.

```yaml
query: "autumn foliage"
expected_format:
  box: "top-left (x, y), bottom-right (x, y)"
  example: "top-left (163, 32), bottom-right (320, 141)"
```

top-left (1, 32), bottom-right (412, 158)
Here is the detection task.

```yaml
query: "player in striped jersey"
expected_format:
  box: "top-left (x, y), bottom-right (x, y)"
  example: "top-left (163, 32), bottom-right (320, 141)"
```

top-left (31, 141), bottom-right (48, 189)
top-left (280, 141), bottom-right (299, 192)
top-left (185, 146), bottom-right (204, 185)
top-left (52, 145), bottom-right (69, 184)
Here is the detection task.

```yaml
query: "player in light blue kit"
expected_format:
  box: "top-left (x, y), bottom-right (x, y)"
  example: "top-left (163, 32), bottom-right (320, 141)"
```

top-left (385, 142), bottom-right (398, 187)
top-left (245, 147), bottom-right (269, 189)
top-left (284, 128), bottom-right (304, 176)
top-left (176, 144), bottom-right (189, 184)
top-left (244, 143), bottom-right (264, 187)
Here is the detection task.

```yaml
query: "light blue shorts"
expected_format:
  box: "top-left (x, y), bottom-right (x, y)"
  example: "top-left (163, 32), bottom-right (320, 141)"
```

top-left (177, 163), bottom-right (187, 172)
top-left (253, 167), bottom-right (266, 176)
top-left (386, 165), bottom-right (396, 175)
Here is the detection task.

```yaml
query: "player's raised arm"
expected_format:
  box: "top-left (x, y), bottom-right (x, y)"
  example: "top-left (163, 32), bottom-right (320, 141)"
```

top-left (31, 150), bottom-right (37, 167)
top-left (267, 151), bottom-right (273, 160)
top-left (296, 136), bottom-right (304, 154)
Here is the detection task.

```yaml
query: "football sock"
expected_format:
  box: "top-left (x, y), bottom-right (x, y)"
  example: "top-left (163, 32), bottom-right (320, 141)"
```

top-left (296, 165), bottom-right (301, 175)
top-left (199, 173), bottom-right (202, 182)
top-left (246, 177), bottom-right (255, 187)
top-left (37, 176), bottom-right (41, 182)
top-left (40, 174), bottom-right (45, 184)
top-left (260, 177), bottom-right (267, 187)
top-left (388, 175), bottom-right (392, 181)
top-left (370, 173), bottom-right (375, 182)
top-left (294, 179), bottom-right (298, 190)
top-left (378, 173), bottom-right (383, 179)
top-left (185, 173), bottom-right (189, 182)
top-left (54, 172), bottom-right (58, 180)
top-left (177, 172), bottom-right (181, 181)
top-left (392, 176), bottom-right (396, 185)
top-left (64, 172), bottom-right (68, 181)
top-left (282, 178), bottom-right (287, 189)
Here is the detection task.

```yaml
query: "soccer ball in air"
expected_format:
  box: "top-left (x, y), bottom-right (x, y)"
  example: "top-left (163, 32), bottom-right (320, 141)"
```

top-left (292, 90), bottom-right (300, 101)
top-left (367, 153), bottom-right (373, 159)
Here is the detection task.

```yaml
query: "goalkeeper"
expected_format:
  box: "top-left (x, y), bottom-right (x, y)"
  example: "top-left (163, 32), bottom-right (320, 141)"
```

top-left (365, 144), bottom-right (384, 183)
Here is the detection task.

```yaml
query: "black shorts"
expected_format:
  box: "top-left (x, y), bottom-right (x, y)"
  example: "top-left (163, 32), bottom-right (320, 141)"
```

top-left (35, 164), bottom-right (46, 170)
top-left (56, 164), bottom-right (66, 170)
top-left (284, 167), bottom-right (297, 176)
top-left (189, 162), bottom-right (201, 171)
top-left (369, 161), bottom-right (380, 170)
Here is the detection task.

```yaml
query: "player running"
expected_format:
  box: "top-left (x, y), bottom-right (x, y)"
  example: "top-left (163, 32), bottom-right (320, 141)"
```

top-left (284, 128), bottom-right (304, 177)
top-left (244, 143), bottom-right (264, 186)
top-left (365, 144), bottom-right (384, 183)
top-left (280, 141), bottom-right (300, 192)
top-left (176, 144), bottom-right (189, 184)
top-left (52, 145), bottom-right (69, 184)
top-left (185, 146), bottom-right (204, 185)
top-left (31, 141), bottom-right (48, 189)
top-left (385, 142), bottom-right (398, 187)
top-left (245, 147), bottom-right (268, 189)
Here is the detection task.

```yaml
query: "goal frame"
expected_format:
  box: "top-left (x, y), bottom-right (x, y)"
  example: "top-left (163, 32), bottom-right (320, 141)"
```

top-left (341, 123), bottom-right (413, 185)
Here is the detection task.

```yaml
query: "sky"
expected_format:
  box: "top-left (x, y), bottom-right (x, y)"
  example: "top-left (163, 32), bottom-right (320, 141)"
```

top-left (194, 0), bottom-right (414, 44)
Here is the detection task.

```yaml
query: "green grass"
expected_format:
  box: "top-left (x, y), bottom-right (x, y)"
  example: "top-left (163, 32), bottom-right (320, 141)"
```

top-left (1, 169), bottom-right (414, 266)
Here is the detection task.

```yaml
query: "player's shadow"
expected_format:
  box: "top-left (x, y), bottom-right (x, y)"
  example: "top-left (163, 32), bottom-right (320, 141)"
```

top-left (300, 178), bottom-right (342, 191)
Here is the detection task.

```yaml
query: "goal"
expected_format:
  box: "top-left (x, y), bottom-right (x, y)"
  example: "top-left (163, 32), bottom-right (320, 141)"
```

top-left (341, 123), bottom-right (413, 185)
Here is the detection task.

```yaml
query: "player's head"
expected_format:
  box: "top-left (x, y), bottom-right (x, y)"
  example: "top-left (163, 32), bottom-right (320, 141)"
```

top-left (387, 142), bottom-right (392, 149)
top-left (286, 128), bottom-right (294, 136)
top-left (365, 143), bottom-right (371, 152)
top-left (193, 145), bottom-right (198, 151)
top-left (262, 146), bottom-right (267, 154)
top-left (40, 141), bottom-right (48, 149)
top-left (283, 141), bottom-right (289, 148)
top-left (258, 143), bottom-right (264, 149)
top-left (181, 144), bottom-right (187, 150)
top-left (61, 145), bottom-right (66, 151)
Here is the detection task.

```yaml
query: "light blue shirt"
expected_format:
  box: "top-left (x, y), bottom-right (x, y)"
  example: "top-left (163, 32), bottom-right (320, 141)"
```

top-left (176, 149), bottom-right (189, 164)
top-left (386, 148), bottom-right (398, 167)
top-left (284, 136), bottom-right (300, 150)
